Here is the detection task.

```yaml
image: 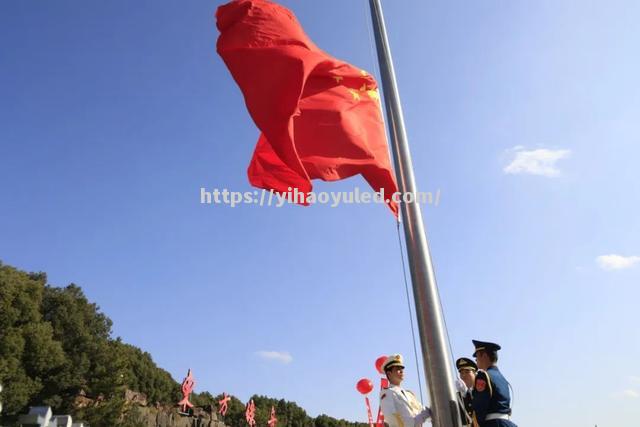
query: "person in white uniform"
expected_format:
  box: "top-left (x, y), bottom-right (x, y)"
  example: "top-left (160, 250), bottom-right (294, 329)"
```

top-left (379, 354), bottom-right (432, 427)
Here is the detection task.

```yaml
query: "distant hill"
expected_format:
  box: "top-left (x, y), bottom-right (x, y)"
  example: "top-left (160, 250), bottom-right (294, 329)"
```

top-left (0, 262), bottom-right (366, 427)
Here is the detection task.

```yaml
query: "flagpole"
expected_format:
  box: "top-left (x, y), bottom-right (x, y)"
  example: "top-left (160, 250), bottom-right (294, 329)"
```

top-left (368, 1), bottom-right (462, 427)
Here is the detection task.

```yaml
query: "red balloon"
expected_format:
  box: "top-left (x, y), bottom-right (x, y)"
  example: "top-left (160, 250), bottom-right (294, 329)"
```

top-left (356, 378), bottom-right (374, 395)
top-left (375, 355), bottom-right (387, 374)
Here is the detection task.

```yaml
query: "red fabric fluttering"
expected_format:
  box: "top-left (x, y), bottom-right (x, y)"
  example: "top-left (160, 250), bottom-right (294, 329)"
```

top-left (216, 0), bottom-right (398, 214)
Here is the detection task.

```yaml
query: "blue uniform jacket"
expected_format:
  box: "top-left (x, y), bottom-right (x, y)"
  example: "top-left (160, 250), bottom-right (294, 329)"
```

top-left (472, 366), bottom-right (516, 427)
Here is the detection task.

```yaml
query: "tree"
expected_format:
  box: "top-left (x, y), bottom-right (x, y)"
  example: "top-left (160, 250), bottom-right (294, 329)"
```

top-left (0, 264), bottom-right (64, 413)
top-left (0, 262), bottom-right (367, 426)
top-left (41, 283), bottom-right (120, 408)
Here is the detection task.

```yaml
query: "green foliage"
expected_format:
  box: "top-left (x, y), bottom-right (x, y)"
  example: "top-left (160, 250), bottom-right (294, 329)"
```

top-left (0, 261), bottom-right (366, 426)
top-left (251, 395), bottom-right (313, 427)
top-left (213, 394), bottom-right (251, 426)
top-left (117, 342), bottom-right (180, 404)
top-left (190, 391), bottom-right (214, 408)
top-left (212, 394), bottom-right (367, 427)
top-left (0, 264), bottom-right (63, 413)
top-left (74, 397), bottom-right (126, 427)
top-left (41, 282), bottom-right (121, 408)
top-left (120, 403), bottom-right (148, 427)
top-left (0, 262), bottom-right (153, 419)
top-left (314, 413), bottom-right (368, 427)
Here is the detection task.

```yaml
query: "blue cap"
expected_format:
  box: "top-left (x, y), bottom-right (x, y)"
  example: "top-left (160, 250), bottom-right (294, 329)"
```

top-left (472, 340), bottom-right (501, 357)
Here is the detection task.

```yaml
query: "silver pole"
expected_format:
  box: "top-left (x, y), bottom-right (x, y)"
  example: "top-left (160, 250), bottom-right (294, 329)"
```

top-left (368, 1), bottom-right (462, 426)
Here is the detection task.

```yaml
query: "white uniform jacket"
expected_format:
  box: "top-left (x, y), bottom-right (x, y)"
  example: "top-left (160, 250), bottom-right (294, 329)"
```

top-left (379, 384), bottom-right (430, 427)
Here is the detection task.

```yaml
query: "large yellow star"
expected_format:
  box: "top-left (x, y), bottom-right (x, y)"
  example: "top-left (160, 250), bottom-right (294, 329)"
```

top-left (348, 89), bottom-right (361, 101)
top-left (366, 89), bottom-right (380, 101)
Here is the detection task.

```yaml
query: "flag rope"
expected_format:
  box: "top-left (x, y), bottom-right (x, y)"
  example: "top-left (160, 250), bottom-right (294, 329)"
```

top-left (370, 0), bottom-right (427, 405)
top-left (395, 220), bottom-right (425, 404)
top-left (396, 217), bottom-right (461, 416)
top-left (364, 0), bottom-right (459, 413)
top-left (362, 0), bottom-right (382, 84)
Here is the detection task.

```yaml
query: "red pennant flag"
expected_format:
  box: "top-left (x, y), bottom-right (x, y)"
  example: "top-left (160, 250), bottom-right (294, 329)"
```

top-left (216, 0), bottom-right (399, 214)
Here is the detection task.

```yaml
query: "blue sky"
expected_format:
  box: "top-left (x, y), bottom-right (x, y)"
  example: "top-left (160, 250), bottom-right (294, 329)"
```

top-left (1, 0), bottom-right (639, 425)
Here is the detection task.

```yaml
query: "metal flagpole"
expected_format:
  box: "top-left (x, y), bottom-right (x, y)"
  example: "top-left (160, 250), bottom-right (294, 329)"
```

top-left (368, 1), bottom-right (462, 426)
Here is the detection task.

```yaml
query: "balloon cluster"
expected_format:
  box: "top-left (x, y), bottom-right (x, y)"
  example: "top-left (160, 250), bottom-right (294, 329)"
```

top-left (355, 355), bottom-right (388, 427)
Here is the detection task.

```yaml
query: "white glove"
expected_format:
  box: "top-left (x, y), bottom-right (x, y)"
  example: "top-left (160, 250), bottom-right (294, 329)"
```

top-left (415, 407), bottom-right (432, 424)
top-left (455, 379), bottom-right (468, 395)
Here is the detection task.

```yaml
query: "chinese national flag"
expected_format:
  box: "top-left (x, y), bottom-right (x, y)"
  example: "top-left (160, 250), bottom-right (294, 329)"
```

top-left (216, 0), bottom-right (399, 214)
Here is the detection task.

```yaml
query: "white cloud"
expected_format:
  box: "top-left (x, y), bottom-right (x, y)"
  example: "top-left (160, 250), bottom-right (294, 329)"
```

top-left (596, 254), bottom-right (640, 271)
top-left (503, 147), bottom-right (571, 177)
top-left (612, 389), bottom-right (640, 399)
top-left (630, 376), bottom-right (640, 384)
top-left (256, 350), bottom-right (293, 364)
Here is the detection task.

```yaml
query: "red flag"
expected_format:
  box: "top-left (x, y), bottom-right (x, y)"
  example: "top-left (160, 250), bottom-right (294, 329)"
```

top-left (216, 0), bottom-right (399, 214)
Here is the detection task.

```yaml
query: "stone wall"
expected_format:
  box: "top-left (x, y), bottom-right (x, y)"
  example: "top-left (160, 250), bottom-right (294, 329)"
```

top-left (0, 390), bottom-right (230, 427)
top-left (136, 406), bottom-right (228, 427)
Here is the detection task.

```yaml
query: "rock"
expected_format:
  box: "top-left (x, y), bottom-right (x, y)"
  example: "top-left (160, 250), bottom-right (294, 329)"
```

top-left (134, 404), bottom-right (228, 427)
top-left (124, 389), bottom-right (148, 406)
top-left (72, 395), bottom-right (94, 409)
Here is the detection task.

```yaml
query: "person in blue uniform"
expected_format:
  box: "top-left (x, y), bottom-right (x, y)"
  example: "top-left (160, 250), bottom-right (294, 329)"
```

top-left (471, 340), bottom-right (517, 427)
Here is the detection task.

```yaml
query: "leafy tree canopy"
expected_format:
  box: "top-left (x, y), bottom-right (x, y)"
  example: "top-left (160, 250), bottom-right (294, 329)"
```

top-left (0, 262), bottom-right (365, 426)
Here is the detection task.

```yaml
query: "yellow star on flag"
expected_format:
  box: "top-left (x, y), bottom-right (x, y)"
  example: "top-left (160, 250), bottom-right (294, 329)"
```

top-left (366, 89), bottom-right (380, 101)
